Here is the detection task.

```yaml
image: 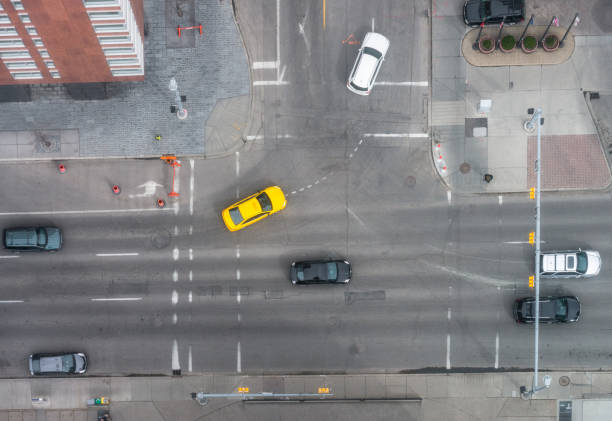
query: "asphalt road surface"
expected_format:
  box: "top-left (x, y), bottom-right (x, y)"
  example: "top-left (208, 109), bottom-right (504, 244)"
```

top-left (1, 0), bottom-right (612, 377)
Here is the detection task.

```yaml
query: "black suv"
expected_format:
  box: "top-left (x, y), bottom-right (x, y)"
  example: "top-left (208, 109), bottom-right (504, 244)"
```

top-left (513, 296), bottom-right (581, 324)
top-left (463, 0), bottom-right (525, 27)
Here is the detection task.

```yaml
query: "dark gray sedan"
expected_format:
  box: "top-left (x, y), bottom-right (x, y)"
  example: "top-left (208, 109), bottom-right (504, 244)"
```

top-left (290, 260), bottom-right (351, 285)
top-left (513, 296), bottom-right (581, 324)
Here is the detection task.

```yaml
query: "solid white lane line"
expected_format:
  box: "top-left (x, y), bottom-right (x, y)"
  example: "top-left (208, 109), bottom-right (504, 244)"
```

top-left (188, 345), bottom-right (193, 372)
top-left (447, 190), bottom-right (452, 205)
top-left (446, 335), bottom-right (451, 369)
top-left (173, 270), bottom-right (178, 282)
top-left (276, 0), bottom-right (280, 80)
top-left (253, 80), bottom-right (290, 86)
top-left (237, 341), bottom-right (242, 373)
top-left (91, 297), bottom-right (142, 302)
top-left (172, 290), bottom-right (178, 305)
top-left (173, 248), bottom-right (179, 261)
top-left (362, 133), bottom-right (428, 138)
top-left (0, 256), bottom-right (19, 259)
top-left (190, 160), bottom-right (195, 216)
top-left (495, 333), bottom-right (500, 369)
top-left (0, 208), bottom-right (173, 217)
top-left (504, 241), bottom-right (547, 244)
top-left (0, 300), bottom-right (24, 303)
top-left (96, 253), bottom-right (139, 257)
top-left (374, 81), bottom-right (429, 86)
top-left (253, 61), bottom-right (278, 69)
top-left (189, 249), bottom-right (193, 261)
top-left (172, 339), bottom-right (180, 371)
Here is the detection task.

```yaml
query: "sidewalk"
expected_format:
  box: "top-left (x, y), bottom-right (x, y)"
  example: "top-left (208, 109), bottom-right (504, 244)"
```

top-left (0, 0), bottom-right (250, 160)
top-left (431, 3), bottom-right (612, 193)
top-left (1, 371), bottom-right (611, 420)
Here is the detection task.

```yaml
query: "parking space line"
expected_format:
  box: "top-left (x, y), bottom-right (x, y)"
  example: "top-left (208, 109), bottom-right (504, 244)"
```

top-left (0, 208), bottom-right (173, 217)
top-left (252, 61), bottom-right (278, 69)
top-left (374, 81), bottom-right (429, 86)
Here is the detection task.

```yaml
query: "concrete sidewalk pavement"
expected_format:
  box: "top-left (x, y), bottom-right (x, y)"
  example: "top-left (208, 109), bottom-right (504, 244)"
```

top-left (2, 371), bottom-right (612, 421)
top-left (431, 2), bottom-right (612, 193)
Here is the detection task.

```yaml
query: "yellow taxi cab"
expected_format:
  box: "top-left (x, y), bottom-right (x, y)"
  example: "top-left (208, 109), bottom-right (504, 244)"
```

top-left (222, 186), bottom-right (287, 232)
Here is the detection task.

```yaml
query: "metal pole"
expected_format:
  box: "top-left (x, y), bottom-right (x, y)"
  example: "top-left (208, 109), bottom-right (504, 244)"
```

top-left (538, 17), bottom-right (556, 47)
top-left (517, 15), bottom-right (534, 45)
top-left (533, 107), bottom-right (542, 396)
top-left (496, 18), bottom-right (505, 48)
top-left (559, 13), bottom-right (579, 47)
top-left (473, 22), bottom-right (485, 50)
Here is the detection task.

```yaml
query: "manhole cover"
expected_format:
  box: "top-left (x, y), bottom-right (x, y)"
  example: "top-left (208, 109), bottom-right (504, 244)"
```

top-left (406, 176), bottom-right (416, 187)
top-left (559, 376), bottom-right (570, 387)
top-left (35, 132), bottom-right (60, 153)
top-left (459, 162), bottom-right (471, 174)
top-left (151, 229), bottom-right (172, 249)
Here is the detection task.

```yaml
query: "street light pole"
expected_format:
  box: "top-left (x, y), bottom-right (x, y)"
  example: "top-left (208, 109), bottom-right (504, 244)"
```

top-left (169, 77), bottom-right (188, 120)
top-left (522, 108), bottom-right (544, 400)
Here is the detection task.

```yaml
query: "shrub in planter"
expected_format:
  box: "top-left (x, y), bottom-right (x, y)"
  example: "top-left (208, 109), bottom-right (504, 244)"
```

top-left (542, 34), bottom-right (559, 52)
top-left (521, 35), bottom-right (537, 53)
top-left (478, 37), bottom-right (495, 54)
top-left (500, 35), bottom-right (516, 52)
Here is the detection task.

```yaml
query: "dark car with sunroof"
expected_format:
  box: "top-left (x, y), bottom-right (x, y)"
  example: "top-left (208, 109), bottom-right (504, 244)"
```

top-left (290, 260), bottom-right (351, 285)
top-left (513, 296), bottom-right (581, 324)
top-left (463, 0), bottom-right (525, 26)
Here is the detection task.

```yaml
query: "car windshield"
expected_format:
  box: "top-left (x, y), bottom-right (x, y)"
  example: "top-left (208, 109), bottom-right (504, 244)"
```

top-left (480, 1), bottom-right (491, 19)
top-left (61, 354), bottom-right (75, 372)
top-left (36, 228), bottom-right (47, 247)
top-left (576, 252), bottom-right (588, 274)
top-left (555, 298), bottom-right (569, 320)
top-left (326, 263), bottom-right (338, 280)
top-left (363, 46), bottom-right (382, 59)
top-left (229, 207), bottom-right (244, 225)
top-left (256, 193), bottom-right (272, 212)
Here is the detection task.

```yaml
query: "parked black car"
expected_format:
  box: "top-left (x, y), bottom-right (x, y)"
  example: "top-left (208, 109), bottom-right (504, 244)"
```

top-left (463, 0), bottom-right (525, 27)
top-left (290, 260), bottom-right (351, 285)
top-left (4, 226), bottom-right (62, 251)
top-left (29, 352), bottom-right (87, 376)
top-left (513, 296), bottom-right (581, 324)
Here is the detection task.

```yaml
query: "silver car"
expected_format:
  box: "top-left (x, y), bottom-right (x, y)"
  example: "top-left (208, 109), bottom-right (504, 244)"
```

top-left (540, 250), bottom-right (601, 278)
top-left (29, 352), bottom-right (87, 376)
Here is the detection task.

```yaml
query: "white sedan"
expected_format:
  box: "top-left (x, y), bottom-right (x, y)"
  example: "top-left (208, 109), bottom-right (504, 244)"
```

top-left (347, 32), bottom-right (390, 96)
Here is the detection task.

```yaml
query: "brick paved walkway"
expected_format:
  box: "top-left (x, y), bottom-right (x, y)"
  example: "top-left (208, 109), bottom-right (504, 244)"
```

top-left (527, 134), bottom-right (611, 189)
top-left (0, 0), bottom-right (250, 158)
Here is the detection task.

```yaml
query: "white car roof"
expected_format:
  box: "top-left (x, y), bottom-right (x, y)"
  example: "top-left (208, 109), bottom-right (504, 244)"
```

top-left (362, 32), bottom-right (390, 55)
